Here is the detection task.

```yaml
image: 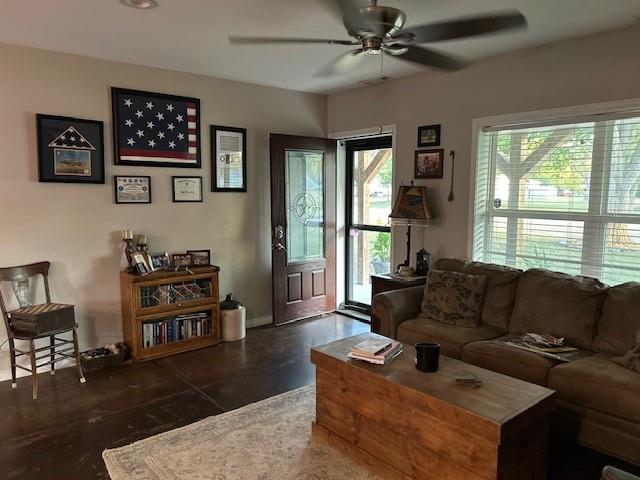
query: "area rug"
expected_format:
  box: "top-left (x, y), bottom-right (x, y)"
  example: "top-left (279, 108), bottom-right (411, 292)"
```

top-left (102, 385), bottom-right (382, 480)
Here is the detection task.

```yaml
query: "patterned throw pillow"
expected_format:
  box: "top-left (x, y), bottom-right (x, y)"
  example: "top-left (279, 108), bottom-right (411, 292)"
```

top-left (419, 269), bottom-right (487, 328)
top-left (612, 330), bottom-right (640, 374)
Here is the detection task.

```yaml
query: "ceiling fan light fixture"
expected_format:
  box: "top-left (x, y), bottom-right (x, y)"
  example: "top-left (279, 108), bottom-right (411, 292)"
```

top-left (119, 0), bottom-right (158, 9)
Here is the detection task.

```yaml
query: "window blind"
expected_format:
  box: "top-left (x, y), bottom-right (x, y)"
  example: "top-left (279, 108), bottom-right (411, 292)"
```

top-left (473, 112), bottom-right (640, 285)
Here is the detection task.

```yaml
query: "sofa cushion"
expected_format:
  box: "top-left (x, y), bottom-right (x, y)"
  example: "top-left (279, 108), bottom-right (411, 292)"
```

top-left (465, 262), bottom-right (520, 331)
top-left (509, 269), bottom-right (607, 350)
top-left (548, 353), bottom-right (640, 423)
top-left (594, 282), bottom-right (640, 356)
top-left (461, 336), bottom-right (564, 386)
top-left (418, 269), bottom-right (486, 328)
top-left (397, 318), bottom-right (504, 359)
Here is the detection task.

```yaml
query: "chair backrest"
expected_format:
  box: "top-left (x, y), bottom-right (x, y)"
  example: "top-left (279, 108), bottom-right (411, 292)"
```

top-left (0, 261), bottom-right (51, 337)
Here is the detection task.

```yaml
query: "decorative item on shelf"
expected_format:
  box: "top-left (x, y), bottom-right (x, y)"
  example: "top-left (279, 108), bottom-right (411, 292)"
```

top-left (415, 149), bottom-right (444, 179)
top-left (415, 248), bottom-right (430, 276)
top-left (148, 252), bottom-right (170, 271)
top-left (135, 234), bottom-right (149, 254)
top-left (389, 182), bottom-right (433, 274)
top-left (417, 124), bottom-right (441, 148)
top-left (448, 150), bottom-right (455, 202)
top-left (172, 176), bottom-right (203, 202)
top-left (36, 114), bottom-right (105, 184)
top-left (111, 87), bottom-right (201, 168)
top-left (220, 293), bottom-right (246, 342)
top-left (131, 252), bottom-right (151, 275)
top-left (114, 175), bottom-right (152, 204)
top-left (187, 250), bottom-right (211, 266)
top-left (211, 125), bottom-right (247, 192)
top-left (172, 253), bottom-right (193, 272)
top-left (121, 229), bottom-right (135, 267)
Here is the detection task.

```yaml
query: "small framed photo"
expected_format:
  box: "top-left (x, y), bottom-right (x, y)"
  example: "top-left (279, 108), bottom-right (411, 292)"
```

top-left (172, 176), bottom-right (203, 202)
top-left (172, 253), bottom-right (192, 268)
top-left (417, 124), bottom-right (441, 148)
top-left (415, 149), bottom-right (444, 179)
top-left (36, 114), bottom-right (105, 184)
top-left (211, 125), bottom-right (247, 192)
top-left (131, 252), bottom-right (151, 275)
top-left (148, 252), bottom-right (170, 271)
top-left (187, 250), bottom-right (211, 266)
top-left (114, 176), bottom-right (152, 204)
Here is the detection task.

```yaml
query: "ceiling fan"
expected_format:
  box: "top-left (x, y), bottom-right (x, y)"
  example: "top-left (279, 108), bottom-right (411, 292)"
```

top-left (228, 0), bottom-right (527, 77)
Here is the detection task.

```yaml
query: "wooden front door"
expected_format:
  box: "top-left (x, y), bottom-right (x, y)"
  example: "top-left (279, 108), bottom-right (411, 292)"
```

top-left (270, 134), bottom-right (337, 325)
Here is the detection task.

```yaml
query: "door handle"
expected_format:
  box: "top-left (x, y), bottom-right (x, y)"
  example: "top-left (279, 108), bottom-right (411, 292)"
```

top-left (274, 225), bottom-right (284, 239)
top-left (272, 241), bottom-right (286, 253)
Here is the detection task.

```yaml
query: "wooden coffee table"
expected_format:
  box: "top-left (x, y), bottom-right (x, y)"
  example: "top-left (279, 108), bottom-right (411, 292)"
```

top-left (310, 332), bottom-right (555, 480)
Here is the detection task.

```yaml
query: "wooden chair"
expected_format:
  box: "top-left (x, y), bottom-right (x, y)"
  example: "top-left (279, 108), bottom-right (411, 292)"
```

top-left (0, 261), bottom-right (85, 399)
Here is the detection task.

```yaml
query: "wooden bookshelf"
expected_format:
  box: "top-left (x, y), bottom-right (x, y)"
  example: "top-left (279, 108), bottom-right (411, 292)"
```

top-left (120, 266), bottom-right (221, 362)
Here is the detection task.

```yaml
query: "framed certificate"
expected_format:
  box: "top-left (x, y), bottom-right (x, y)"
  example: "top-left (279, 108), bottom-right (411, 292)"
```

top-left (211, 125), bottom-right (246, 192)
top-left (172, 176), bottom-right (203, 202)
top-left (114, 175), bottom-right (152, 204)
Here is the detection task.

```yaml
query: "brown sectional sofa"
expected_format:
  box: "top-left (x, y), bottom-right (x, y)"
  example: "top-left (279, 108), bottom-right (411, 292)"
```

top-left (372, 257), bottom-right (640, 465)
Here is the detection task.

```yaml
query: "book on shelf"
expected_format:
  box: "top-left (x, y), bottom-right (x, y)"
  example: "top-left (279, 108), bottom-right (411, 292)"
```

top-left (347, 338), bottom-right (403, 365)
top-left (142, 312), bottom-right (211, 348)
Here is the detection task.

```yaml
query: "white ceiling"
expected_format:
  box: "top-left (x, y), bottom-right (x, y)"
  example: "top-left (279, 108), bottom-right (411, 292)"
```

top-left (1, 0), bottom-right (639, 94)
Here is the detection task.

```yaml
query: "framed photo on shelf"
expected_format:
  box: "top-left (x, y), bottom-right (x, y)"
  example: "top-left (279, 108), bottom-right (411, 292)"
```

top-left (187, 249), bottom-right (211, 266)
top-left (172, 176), bottom-right (203, 202)
top-left (36, 114), bottom-right (105, 184)
top-left (211, 125), bottom-right (247, 192)
top-left (114, 175), bottom-right (152, 204)
top-left (172, 253), bottom-right (192, 268)
top-left (111, 87), bottom-right (201, 168)
top-left (415, 149), bottom-right (444, 179)
top-left (417, 124), bottom-right (441, 148)
top-left (148, 252), bottom-right (170, 271)
top-left (131, 252), bottom-right (151, 275)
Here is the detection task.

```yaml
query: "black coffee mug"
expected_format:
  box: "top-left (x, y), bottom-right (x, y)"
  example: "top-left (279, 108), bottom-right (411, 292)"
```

top-left (415, 342), bottom-right (440, 372)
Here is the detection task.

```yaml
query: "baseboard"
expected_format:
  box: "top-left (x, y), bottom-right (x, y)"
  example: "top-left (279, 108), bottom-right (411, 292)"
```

top-left (246, 315), bottom-right (272, 328)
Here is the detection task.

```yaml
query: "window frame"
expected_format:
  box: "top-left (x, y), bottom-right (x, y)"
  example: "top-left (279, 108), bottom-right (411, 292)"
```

top-left (344, 135), bottom-right (393, 313)
top-left (470, 101), bottom-right (640, 283)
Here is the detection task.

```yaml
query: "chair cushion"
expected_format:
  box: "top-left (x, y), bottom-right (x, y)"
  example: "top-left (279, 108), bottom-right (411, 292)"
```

top-left (594, 282), bottom-right (640, 356)
top-left (418, 269), bottom-right (486, 328)
top-left (509, 269), bottom-right (607, 350)
top-left (397, 318), bottom-right (504, 359)
top-left (465, 261), bottom-right (520, 331)
top-left (549, 353), bottom-right (640, 423)
top-left (461, 336), bottom-right (564, 386)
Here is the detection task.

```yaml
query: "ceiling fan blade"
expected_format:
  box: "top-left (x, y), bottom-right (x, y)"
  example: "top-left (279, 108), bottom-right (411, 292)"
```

top-left (322, 0), bottom-right (368, 30)
top-left (400, 10), bottom-right (526, 44)
top-left (229, 36), bottom-right (356, 46)
top-left (393, 45), bottom-right (465, 71)
top-left (314, 49), bottom-right (365, 77)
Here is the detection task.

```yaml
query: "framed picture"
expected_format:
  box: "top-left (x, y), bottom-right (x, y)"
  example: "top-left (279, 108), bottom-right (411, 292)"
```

top-left (187, 249), bottom-right (211, 266)
top-left (131, 252), bottom-right (151, 275)
top-left (148, 252), bottom-right (170, 271)
top-left (172, 253), bottom-right (192, 268)
top-left (417, 124), bottom-right (441, 147)
top-left (415, 149), bottom-right (444, 179)
top-left (114, 176), bottom-right (152, 204)
top-left (36, 114), bottom-right (105, 183)
top-left (211, 125), bottom-right (247, 192)
top-left (172, 176), bottom-right (203, 202)
top-left (111, 87), bottom-right (201, 168)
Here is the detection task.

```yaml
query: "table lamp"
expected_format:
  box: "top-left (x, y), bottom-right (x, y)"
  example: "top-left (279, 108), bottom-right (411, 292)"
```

top-left (389, 183), bottom-right (433, 273)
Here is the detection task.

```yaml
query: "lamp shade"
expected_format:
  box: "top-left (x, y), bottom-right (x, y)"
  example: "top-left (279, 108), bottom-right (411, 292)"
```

top-left (389, 185), bottom-right (433, 226)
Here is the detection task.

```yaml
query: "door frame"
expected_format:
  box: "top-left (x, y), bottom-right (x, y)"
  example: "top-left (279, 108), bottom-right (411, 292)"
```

top-left (269, 134), bottom-right (337, 325)
top-left (344, 135), bottom-right (393, 313)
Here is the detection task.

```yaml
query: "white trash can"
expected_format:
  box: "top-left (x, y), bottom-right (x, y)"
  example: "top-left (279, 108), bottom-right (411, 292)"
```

top-left (220, 293), bottom-right (246, 341)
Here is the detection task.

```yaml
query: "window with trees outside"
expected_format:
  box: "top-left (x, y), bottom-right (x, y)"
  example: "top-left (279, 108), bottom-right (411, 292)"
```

top-left (346, 136), bottom-right (393, 311)
top-left (473, 110), bottom-right (640, 285)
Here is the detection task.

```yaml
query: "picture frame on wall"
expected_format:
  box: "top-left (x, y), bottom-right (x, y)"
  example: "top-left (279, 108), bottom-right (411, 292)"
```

top-left (111, 87), bottom-right (201, 168)
top-left (211, 125), bottom-right (247, 192)
top-left (415, 149), bottom-right (444, 179)
top-left (172, 176), bottom-right (203, 202)
top-left (36, 114), bottom-right (105, 184)
top-left (114, 175), bottom-right (152, 204)
top-left (417, 124), bottom-right (441, 148)
top-left (187, 249), bottom-right (211, 266)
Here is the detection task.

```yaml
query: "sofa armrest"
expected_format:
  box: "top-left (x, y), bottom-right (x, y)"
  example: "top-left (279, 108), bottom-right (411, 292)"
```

top-left (372, 285), bottom-right (424, 339)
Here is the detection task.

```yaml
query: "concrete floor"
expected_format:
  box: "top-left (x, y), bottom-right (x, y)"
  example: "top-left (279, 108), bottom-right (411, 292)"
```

top-left (0, 315), bottom-right (637, 479)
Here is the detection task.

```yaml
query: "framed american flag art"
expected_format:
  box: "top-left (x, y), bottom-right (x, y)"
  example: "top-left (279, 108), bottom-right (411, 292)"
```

top-left (111, 87), bottom-right (201, 168)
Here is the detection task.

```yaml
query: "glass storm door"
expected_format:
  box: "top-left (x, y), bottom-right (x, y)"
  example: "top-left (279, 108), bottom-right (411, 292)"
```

top-left (270, 134), bottom-right (337, 325)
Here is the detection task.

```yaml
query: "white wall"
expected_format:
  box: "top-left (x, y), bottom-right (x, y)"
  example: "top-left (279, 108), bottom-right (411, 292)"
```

top-left (327, 25), bottom-right (640, 266)
top-left (0, 43), bottom-right (326, 378)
